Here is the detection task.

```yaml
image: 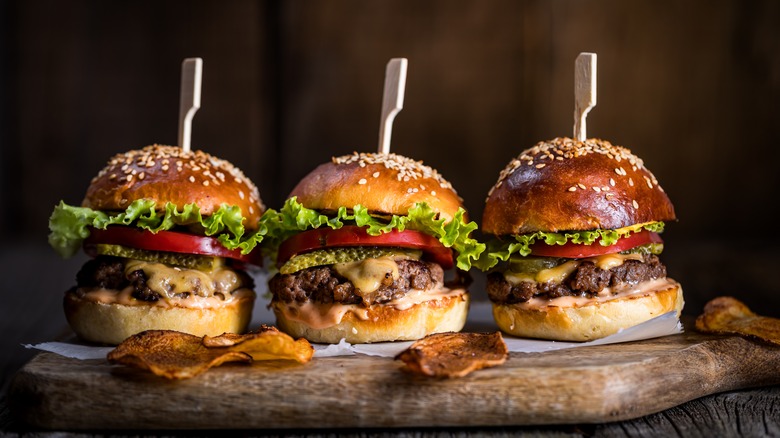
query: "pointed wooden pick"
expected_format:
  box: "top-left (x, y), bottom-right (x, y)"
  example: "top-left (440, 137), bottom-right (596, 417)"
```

top-left (178, 57), bottom-right (203, 152)
top-left (377, 58), bottom-right (408, 154)
top-left (573, 53), bottom-right (597, 141)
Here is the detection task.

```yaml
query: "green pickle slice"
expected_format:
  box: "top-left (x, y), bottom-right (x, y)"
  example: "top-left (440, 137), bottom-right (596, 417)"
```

top-left (506, 243), bottom-right (664, 273)
top-left (94, 244), bottom-right (222, 271)
top-left (280, 247), bottom-right (422, 274)
top-left (508, 256), bottom-right (562, 274)
top-left (625, 242), bottom-right (664, 255)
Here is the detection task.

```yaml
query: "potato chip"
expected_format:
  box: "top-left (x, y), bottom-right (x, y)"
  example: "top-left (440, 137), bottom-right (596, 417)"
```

top-left (395, 331), bottom-right (508, 378)
top-left (203, 325), bottom-right (314, 363)
top-left (107, 330), bottom-right (252, 379)
top-left (695, 296), bottom-right (780, 346)
top-left (202, 325), bottom-right (280, 347)
top-left (107, 326), bottom-right (314, 379)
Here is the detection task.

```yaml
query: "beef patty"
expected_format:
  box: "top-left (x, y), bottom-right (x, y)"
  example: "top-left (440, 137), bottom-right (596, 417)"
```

top-left (71, 256), bottom-right (253, 301)
top-left (487, 254), bottom-right (667, 305)
top-left (269, 259), bottom-right (445, 306)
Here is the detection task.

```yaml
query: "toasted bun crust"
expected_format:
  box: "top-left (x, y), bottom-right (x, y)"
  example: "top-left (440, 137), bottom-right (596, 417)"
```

top-left (63, 290), bottom-right (255, 345)
top-left (492, 281), bottom-right (683, 341)
top-left (483, 138), bottom-right (676, 235)
top-left (289, 152), bottom-right (464, 221)
top-left (83, 145), bottom-right (264, 229)
top-left (271, 291), bottom-right (469, 344)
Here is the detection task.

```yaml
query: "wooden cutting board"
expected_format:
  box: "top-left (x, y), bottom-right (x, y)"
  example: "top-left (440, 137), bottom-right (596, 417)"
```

top-left (9, 322), bottom-right (780, 431)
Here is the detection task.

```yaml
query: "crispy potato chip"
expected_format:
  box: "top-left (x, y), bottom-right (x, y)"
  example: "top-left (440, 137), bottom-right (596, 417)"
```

top-left (695, 296), bottom-right (780, 346)
top-left (107, 330), bottom-right (252, 379)
top-left (203, 325), bottom-right (314, 363)
top-left (108, 326), bottom-right (314, 379)
top-left (202, 325), bottom-right (280, 347)
top-left (395, 331), bottom-right (508, 378)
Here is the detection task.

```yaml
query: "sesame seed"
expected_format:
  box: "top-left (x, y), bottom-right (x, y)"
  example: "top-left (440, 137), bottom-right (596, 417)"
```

top-left (633, 200), bottom-right (639, 209)
top-left (161, 165), bottom-right (169, 171)
top-left (373, 172), bottom-right (380, 178)
top-left (610, 178), bottom-right (616, 186)
top-left (138, 172), bottom-right (145, 180)
top-left (535, 163), bottom-right (546, 169)
top-left (189, 176), bottom-right (195, 183)
top-left (203, 180), bottom-right (209, 186)
top-left (578, 183), bottom-right (586, 190)
top-left (126, 175), bottom-right (133, 182)
top-left (629, 178), bottom-right (634, 187)
top-left (568, 186), bottom-right (577, 192)
top-left (334, 152), bottom-right (454, 191)
top-left (431, 191), bottom-right (436, 196)
top-left (249, 206), bottom-right (254, 214)
top-left (239, 190), bottom-right (245, 200)
top-left (358, 178), bottom-right (367, 185)
top-left (108, 174), bottom-right (116, 180)
top-left (593, 187), bottom-right (601, 193)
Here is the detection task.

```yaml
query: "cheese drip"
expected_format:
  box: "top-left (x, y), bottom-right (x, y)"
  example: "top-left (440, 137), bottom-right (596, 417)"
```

top-left (504, 253), bottom-right (644, 285)
top-left (333, 256), bottom-right (401, 294)
top-left (124, 260), bottom-right (243, 299)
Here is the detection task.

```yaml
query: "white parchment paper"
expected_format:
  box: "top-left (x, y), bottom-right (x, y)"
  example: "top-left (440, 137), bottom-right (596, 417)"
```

top-left (26, 300), bottom-right (682, 360)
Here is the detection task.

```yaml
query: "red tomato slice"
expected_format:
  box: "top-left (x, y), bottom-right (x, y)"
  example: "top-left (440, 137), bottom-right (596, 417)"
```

top-left (277, 225), bottom-right (454, 270)
top-left (528, 230), bottom-right (663, 259)
top-left (83, 227), bottom-right (263, 267)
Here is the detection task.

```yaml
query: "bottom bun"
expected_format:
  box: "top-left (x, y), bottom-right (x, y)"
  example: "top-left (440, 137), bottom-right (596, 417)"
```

top-left (64, 289), bottom-right (256, 345)
top-left (272, 290), bottom-right (469, 344)
top-left (492, 280), bottom-right (683, 342)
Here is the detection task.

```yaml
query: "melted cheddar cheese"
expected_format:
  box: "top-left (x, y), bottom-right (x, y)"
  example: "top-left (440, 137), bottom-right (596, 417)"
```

top-left (504, 253), bottom-right (644, 285)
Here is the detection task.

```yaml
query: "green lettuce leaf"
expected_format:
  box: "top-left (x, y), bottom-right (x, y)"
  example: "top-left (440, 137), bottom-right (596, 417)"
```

top-left (473, 222), bottom-right (666, 271)
top-left (48, 200), bottom-right (264, 258)
top-left (259, 197), bottom-right (485, 271)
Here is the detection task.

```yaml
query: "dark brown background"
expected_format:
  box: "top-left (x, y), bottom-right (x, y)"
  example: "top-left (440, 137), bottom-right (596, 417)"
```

top-left (2, 0), bottom-right (779, 321)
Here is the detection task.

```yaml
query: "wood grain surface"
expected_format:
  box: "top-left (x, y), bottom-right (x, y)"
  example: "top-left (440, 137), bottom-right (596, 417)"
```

top-left (9, 330), bottom-right (780, 431)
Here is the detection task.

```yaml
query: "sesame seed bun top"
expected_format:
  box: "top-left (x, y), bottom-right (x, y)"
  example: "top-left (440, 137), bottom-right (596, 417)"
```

top-left (289, 152), bottom-right (465, 222)
top-left (482, 137), bottom-right (676, 235)
top-left (83, 145), bottom-right (265, 229)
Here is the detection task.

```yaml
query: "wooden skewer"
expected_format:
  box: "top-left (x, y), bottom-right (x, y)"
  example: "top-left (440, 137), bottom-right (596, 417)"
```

top-left (178, 57), bottom-right (203, 152)
top-left (377, 58), bottom-right (408, 154)
top-left (573, 53), bottom-right (597, 141)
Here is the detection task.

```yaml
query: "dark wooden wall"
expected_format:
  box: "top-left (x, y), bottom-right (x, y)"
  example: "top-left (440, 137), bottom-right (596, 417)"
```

top-left (2, 0), bottom-right (780, 314)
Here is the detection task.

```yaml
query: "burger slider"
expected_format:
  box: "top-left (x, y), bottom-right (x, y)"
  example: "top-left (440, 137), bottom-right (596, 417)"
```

top-left (477, 137), bottom-right (683, 341)
top-left (49, 145), bottom-right (266, 345)
top-left (262, 152), bottom-right (484, 344)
